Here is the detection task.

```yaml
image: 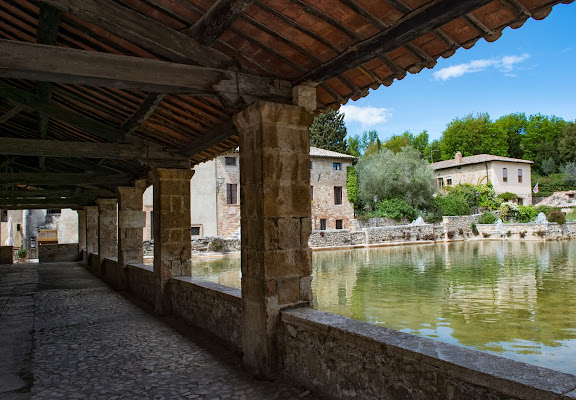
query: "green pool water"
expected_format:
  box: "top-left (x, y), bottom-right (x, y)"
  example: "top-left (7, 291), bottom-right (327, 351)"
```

top-left (191, 241), bottom-right (576, 375)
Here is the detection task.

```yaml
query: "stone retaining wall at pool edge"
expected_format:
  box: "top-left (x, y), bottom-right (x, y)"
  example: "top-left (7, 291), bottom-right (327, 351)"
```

top-left (86, 254), bottom-right (576, 400)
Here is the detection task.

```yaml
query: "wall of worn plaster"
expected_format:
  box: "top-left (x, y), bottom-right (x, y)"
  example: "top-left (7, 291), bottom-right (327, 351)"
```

top-left (190, 160), bottom-right (218, 237)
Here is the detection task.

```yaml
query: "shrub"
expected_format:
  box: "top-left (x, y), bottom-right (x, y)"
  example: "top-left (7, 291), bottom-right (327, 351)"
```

top-left (478, 212), bottom-right (497, 224)
top-left (497, 192), bottom-right (518, 202)
top-left (458, 228), bottom-right (464, 235)
top-left (17, 248), bottom-right (27, 259)
top-left (547, 210), bottom-right (566, 224)
top-left (422, 234), bottom-right (436, 241)
top-left (471, 222), bottom-right (479, 236)
top-left (506, 230), bottom-right (512, 237)
top-left (447, 230), bottom-right (455, 239)
top-left (500, 201), bottom-right (519, 221)
top-left (519, 230), bottom-right (527, 238)
top-left (482, 233), bottom-right (491, 238)
top-left (376, 198), bottom-right (417, 221)
top-left (346, 166), bottom-right (358, 204)
top-left (434, 192), bottom-right (470, 216)
top-left (209, 238), bottom-right (225, 251)
top-left (517, 205), bottom-right (538, 223)
top-left (567, 210), bottom-right (576, 222)
top-left (535, 205), bottom-right (560, 217)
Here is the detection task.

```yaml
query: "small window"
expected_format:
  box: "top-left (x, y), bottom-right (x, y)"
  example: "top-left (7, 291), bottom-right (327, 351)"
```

top-left (311, 185), bottom-right (314, 201)
top-left (225, 157), bottom-right (236, 166)
top-left (334, 186), bottom-right (343, 205)
top-left (336, 220), bottom-right (343, 229)
top-left (47, 209), bottom-right (61, 215)
top-left (190, 225), bottom-right (202, 236)
top-left (518, 169), bottom-right (523, 183)
top-left (517, 198), bottom-right (523, 206)
top-left (1, 210), bottom-right (7, 222)
top-left (320, 219), bottom-right (327, 230)
top-left (437, 178), bottom-right (444, 188)
top-left (333, 162), bottom-right (341, 170)
top-left (503, 168), bottom-right (508, 182)
top-left (226, 183), bottom-right (238, 205)
top-left (446, 178), bottom-right (452, 186)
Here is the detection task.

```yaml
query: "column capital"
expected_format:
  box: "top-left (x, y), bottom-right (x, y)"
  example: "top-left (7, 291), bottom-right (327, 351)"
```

top-left (150, 167), bottom-right (194, 183)
top-left (292, 84), bottom-right (317, 112)
top-left (95, 198), bottom-right (118, 206)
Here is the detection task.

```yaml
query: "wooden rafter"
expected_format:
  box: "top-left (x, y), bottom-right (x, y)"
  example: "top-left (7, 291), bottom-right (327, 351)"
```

top-left (0, 189), bottom-right (115, 199)
top-left (0, 40), bottom-right (292, 101)
top-left (190, 0), bottom-right (256, 46)
top-left (0, 81), bottom-right (123, 142)
top-left (181, 121), bottom-right (237, 158)
top-left (0, 172), bottom-right (133, 186)
top-left (0, 106), bottom-right (23, 125)
top-left (296, 0), bottom-right (493, 84)
top-left (121, 93), bottom-right (166, 135)
top-left (40, 0), bottom-right (236, 69)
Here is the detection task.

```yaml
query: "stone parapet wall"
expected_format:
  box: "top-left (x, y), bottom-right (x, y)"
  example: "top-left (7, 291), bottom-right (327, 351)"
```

top-left (280, 308), bottom-right (576, 400)
top-left (309, 230), bottom-right (366, 247)
top-left (352, 217), bottom-right (410, 230)
top-left (170, 277), bottom-right (242, 353)
top-left (365, 225), bottom-right (436, 244)
top-left (38, 243), bottom-right (79, 262)
top-left (443, 214), bottom-right (481, 239)
top-left (126, 263), bottom-right (156, 307)
top-left (476, 223), bottom-right (566, 240)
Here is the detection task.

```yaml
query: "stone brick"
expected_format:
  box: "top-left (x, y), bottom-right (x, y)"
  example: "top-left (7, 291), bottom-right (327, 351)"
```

top-left (85, 206), bottom-right (99, 255)
top-left (77, 209), bottom-right (87, 257)
top-left (96, 198), bottom-right (117, 262)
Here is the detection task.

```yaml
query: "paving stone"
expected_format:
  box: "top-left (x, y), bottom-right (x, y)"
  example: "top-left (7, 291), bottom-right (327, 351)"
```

top-left (0, 262), bottom-right (323, 400)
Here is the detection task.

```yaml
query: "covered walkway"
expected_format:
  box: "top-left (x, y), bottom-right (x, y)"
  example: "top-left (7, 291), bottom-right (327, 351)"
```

top-left (0, 262), bottom-right (320, 400)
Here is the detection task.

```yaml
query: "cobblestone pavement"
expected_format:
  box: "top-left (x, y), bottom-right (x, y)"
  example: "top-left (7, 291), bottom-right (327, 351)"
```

top-left (0, 262), bottom-right (323, 400)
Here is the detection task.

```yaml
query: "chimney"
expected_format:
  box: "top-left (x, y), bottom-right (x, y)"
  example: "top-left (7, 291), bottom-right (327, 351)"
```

top-left (455, 151), bottom-right (463, 164)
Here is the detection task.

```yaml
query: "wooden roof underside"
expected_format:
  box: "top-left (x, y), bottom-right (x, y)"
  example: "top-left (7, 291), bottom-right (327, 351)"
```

top-left (0, 0), bottom-right (573, 208)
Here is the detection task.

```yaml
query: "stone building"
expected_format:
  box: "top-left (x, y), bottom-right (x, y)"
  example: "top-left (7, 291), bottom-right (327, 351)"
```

top-left (143, 146), bottom-right (356, 239)
top-left (431, 152), bottom-right (534, 204)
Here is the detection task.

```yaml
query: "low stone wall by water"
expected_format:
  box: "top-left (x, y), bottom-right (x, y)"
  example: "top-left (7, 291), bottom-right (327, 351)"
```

top-left (170, 277), bottom-right (242, 353)
top-left (443, 214), bottom-right (481, 239)
top-left (352, 217), bottom-right (410, 229)
top-left (280, 308), bottom-right (576, 400)
top-left (365, 224), bottom-right (436, 243)
top-left (476, 222), bottom-right (575, 240)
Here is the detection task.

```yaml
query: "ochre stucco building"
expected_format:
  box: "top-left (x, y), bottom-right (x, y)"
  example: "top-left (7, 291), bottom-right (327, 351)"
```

top-left (431, 152), bottom-right (534, 204)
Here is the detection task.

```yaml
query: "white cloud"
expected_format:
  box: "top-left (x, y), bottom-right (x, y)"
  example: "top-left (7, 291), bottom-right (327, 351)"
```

top-left (433, 53), bottom-right (530, 81)
top-left (339, 105), bottom-right (391, 127)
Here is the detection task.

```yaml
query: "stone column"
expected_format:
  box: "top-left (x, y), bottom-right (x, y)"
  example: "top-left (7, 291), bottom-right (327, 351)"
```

top-left (96, 198), bottom-right (117, 263)
top-left (233, 95), bottom-right (315, 377)
top-left (85, 206), bottom-right (99, 257)
top-left (77, 209), bottom-right (87, 261)
top-left (150, 168), bottom-right (193, 313)
top-left (117, 181), bottom-right (146, 266)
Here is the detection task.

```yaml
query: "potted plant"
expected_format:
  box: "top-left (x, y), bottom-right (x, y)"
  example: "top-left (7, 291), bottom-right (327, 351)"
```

top-left (17, 248), bottom-right (27, 263)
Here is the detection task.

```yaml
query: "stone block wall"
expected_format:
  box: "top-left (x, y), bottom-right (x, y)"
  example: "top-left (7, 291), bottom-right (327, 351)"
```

top-left (170, 277), bottom-right (242, 353)
top-left (352, 217), bottom-right (410, 230)
top-left (477, 223), bottom-right (557, 240)
top-left (443, 214), bottom-right (481, 239)
top-left (365, 225), bottom-right (436, 244)
top-left (126, 263), bottom-right (156, 307)
top-left (38, 243), bottom-right (79, 262)
top-left (0, 246), bottom-right (13, 264)
top-left (280, 308), bottom-right (576, 400)
top-left (308, 230), bottom-right (362, 247)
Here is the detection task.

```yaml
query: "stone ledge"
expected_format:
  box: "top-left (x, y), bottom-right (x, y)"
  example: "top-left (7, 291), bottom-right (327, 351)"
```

top-left (171, 277), bottom-right (241, 303)
top-left (127, 263), bottom-right (153, 273)
top-left (281, 308), bottom-right (576, 399)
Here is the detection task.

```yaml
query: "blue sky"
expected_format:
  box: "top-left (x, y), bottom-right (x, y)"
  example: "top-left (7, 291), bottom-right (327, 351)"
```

top-left (340, 3), bottom-right (576, 143)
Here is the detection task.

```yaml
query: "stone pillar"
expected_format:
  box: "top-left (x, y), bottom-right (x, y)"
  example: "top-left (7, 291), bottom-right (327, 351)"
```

top-left (150, 168), bottom-right (193, 313)
top-left (96, 198), bottom-right (117, 263)
top-left (85, 206), bottom-right (99, 257)
top-left (117, 181), bottom-right (146, 266)
top-left (233, 99), bottom-right (315, 377)
top-left (77, 209), bottom-right (87, 261)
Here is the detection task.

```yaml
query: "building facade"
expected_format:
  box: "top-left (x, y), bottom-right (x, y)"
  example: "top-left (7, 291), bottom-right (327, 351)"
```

top-left (144, 147), bottom-right (356, 239)
top-left (431, 152), bottom-right (534, 204)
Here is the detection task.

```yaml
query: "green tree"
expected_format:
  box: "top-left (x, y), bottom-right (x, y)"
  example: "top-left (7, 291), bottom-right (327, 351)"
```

top-left (440, 113), bottom-right (508, 160)
top-left (564, 162), bottom-right (576, 186)
top-left (558, 122), bottom-right (576, 163)
top-left (383, 130), bottom-right (429, 155)
top-left (356, 147), bottom-right (436, 209)
top-left (521, 114), bottom-right (566, 173)
top-left (541, 157), bottom-right (557, 176)
top-left (346, 166), bottom-right (358, 204)
top-left (347, 136), bottom-right (361, 157)
top-left (309, 109), bottom-right (347, 153)
top-left (494, 113), bottom-right (527, 159)
top-left (346, 129), bottom-right (379, 156)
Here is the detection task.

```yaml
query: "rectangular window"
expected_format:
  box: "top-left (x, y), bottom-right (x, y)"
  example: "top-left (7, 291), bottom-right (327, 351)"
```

top-left (1, 210), bottom-right (7, 222)
top-left (190, 225), bottom-right (202, 236)
top-left (47, 209), bottom-right (61, 215)
top-left (518, 169), bottom-right (523, 183)
top-left (320, 219), bottom-right (327, 230)
top-left (503, 168), bottom-right (508, 182)
top-left (446, 178), bottom-right (452, 186)
top-left (311, 185), bottom-right (314, 201)
top-left (437, 178), bottom-right (444, 188)
top-left (518, 198), bottom-right (524, 206)
top-left (225, 157), bottom-right (236, 166)
top-left (333, 162), bottom-right (341, 170)
top-left (334, 186), bottom-right (343, 205)
top-left (226, 183), bottom-right (238, 205)
top-left (336, 219), bottom-right (343, 229)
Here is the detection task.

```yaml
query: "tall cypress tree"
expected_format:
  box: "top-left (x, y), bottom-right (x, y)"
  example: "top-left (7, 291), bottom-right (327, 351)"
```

top-left (309, 109), bottom-right (347, 153)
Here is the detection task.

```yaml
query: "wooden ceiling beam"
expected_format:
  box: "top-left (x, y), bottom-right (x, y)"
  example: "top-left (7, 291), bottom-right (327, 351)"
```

top-left (0, 138), bottom-right (190, 166)
top-left (0, 203), bottom-right (89, 210)
top-left (296, 0), bottom-right (493, 84)
top-left (189, 0), bottom-right (256, 46)
top-left (0, 106), bottom-right (23, 125)
top-left (0, 172), bottom-right (133, 186)
top-left (0, 189), bottom-right (115, 199)
top-left (0, 196), bottom-right (95, 206)
top-left (40, 0), bottom-right (236, 69)
top-left (121, 93), bottom-right (166, 135)
top-left (0, 40), bottom-right (292, 102)
top-left (181, 121), bottom-right (237, 158)
top-left (0, 82), bottom-right (123, 142)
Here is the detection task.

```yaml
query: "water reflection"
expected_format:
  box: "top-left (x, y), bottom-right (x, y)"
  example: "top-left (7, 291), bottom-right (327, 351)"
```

top-left (191, 241), bottom-right (576, 374)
